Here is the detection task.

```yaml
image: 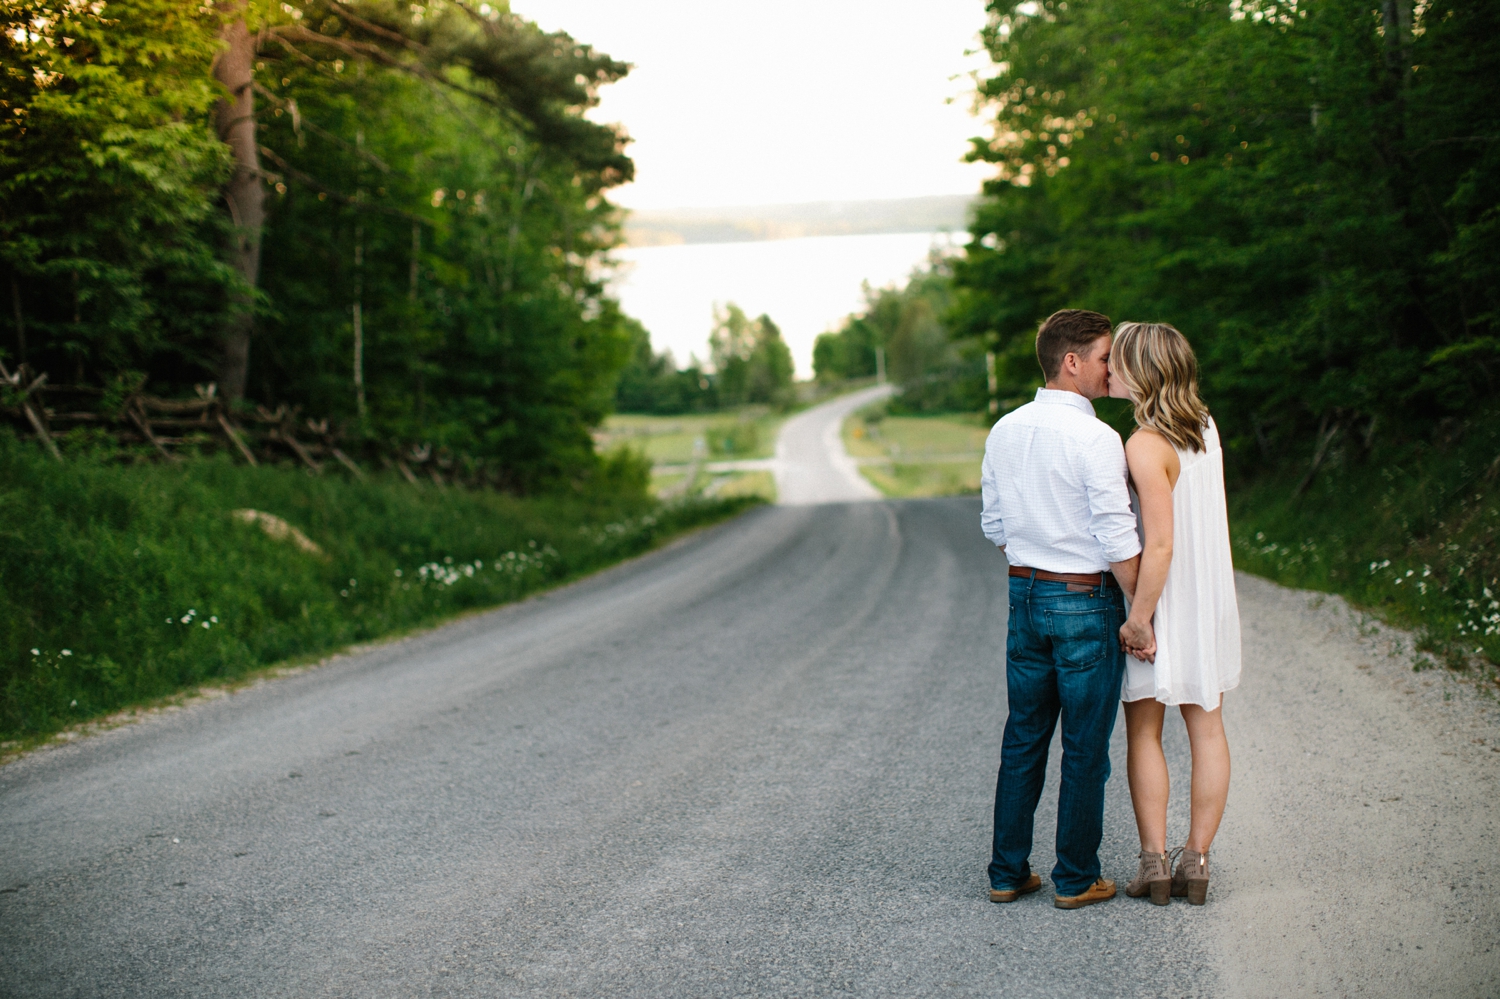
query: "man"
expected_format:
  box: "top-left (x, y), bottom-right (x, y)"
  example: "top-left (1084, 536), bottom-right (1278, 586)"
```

top-left (980, 309), bottom-right (1142, 910)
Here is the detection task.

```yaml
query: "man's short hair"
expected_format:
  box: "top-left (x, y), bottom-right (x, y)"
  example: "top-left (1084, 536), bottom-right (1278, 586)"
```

top-left (1036, 309), bottom-right (1113, 382)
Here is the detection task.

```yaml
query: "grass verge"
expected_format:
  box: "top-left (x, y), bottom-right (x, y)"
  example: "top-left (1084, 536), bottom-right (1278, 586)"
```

top-left (844, 402), bottom-right (989, 499)
top-left (0, 433), bottom-right (760, 745)
top-left (1228, 416), bottom-right (1500, 687)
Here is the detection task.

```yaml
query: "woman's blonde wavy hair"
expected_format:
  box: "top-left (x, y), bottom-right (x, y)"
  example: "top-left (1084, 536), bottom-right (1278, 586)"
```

top-left (1110, 322), bottom-right (1211, 453)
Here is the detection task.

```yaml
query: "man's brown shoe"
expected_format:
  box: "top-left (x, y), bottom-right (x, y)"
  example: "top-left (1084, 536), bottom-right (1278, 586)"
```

top-left (989, 873), bottom-right (1042, 903)
top-left (1053, 878), bottom-right (1117, 909)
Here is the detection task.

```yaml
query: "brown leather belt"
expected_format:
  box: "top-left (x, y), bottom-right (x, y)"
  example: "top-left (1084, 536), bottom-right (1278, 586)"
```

top-left (1008, 565), bottom-right (1118, 588)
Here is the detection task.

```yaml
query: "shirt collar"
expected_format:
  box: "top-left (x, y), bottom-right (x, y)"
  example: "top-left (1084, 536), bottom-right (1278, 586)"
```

top-left (1034, 387), bottom-right (1097, 417)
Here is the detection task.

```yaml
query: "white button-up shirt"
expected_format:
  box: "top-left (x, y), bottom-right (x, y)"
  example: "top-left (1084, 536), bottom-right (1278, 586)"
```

top-left (980, 388), bottom-right (1142, 573)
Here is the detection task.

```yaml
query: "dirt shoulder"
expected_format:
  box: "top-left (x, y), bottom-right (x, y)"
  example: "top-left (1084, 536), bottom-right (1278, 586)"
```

top-left (1213, 572), bottom-right (1500, 997)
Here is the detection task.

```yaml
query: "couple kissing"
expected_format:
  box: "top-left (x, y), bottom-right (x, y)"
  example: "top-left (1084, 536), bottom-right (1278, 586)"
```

top-left (980, 309), bottom-right (1241, 909)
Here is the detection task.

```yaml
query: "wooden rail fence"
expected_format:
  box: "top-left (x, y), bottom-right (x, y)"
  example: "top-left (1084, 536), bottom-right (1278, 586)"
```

top-left (0, 361), bottom-right (466, 486)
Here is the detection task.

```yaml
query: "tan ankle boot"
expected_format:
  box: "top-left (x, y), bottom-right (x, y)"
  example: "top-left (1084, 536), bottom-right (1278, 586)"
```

top-left (1170, 847), bottom-right (1210, 905)
top-left (1125, 850), bottom-right (1171, 905)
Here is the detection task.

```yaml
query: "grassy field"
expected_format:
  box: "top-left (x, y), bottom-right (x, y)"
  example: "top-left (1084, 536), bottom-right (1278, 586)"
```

top-left (844, 404), bottom-right (990, 498)
top-left (598, 409), bottom-right (783, 502)
top-left (596, 409), bottom-right (781, 463)
top-left (0, 434), bottom-right (759, 745)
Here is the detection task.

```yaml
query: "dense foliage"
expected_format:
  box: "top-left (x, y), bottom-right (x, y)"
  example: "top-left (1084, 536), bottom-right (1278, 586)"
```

top-left (1, 0), bottom-right (638, 488)
top-left (954, 0), bottom-right (1499, 460)
top-left (0, 0), bottom-right (235, 382)
top-left (0, 431), bottom-right (755, 742)
top-left (707, 303), bottom-right (794, 409)
top-left (611, 302), bottom-right (794, 415)
top-left (813, 257), bottom-right (986, 413)
top-left (613, 318), bottom-right (720, 414)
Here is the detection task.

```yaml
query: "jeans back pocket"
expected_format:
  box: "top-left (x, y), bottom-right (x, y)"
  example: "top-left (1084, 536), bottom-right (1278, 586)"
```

top-left (1045, 607), bottom-right (1110, 669)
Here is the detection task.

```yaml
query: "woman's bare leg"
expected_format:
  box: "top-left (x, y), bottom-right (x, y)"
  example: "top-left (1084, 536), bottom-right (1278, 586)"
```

top-left (1180, 699), bottom-right (1230, 853)
top-left (1124, 698), bottom-right (1169, 853)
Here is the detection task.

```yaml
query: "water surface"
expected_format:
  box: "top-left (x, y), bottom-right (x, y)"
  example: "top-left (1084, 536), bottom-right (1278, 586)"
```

top-left (609, 230), bottom-right (963, 377)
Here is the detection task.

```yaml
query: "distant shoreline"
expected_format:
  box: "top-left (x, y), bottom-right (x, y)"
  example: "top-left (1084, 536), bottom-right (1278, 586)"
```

top-left (623, 194), bottom-right (974, 247)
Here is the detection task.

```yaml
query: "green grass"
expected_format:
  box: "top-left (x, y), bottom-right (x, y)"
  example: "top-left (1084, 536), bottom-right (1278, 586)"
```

top-left (844, 405), bottom-right (990, 498)
top-left (1227, 417), bottom-right (1500, 683)
top-left (596, 409), bottom-right (782, 464)
top-left (600, 409), bottom-right (785, 501)
top-left (707, 470), bottom-right (777, 503)
top-left (0, 433), bottom-right (760, 743)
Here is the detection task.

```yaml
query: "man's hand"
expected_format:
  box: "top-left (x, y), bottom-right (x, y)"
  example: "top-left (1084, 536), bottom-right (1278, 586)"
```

top-left (1120, 617), bottom-right (1156, 662)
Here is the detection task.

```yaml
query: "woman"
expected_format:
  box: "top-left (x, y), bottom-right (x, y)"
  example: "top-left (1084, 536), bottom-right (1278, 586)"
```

top-left (1108, 322), bottom-right (1241, 906)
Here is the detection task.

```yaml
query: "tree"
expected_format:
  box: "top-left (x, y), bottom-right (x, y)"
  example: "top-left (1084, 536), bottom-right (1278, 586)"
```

top-left (953, 0), bottom-right (1500, 467)
top-left (1, 0), bottom-right (235, 381)
top-left (815, 257), bottom-right (983, 411)
top-left (710, 303), bottom-right (793, 408)
top-left (212, 1), bottom-right (263, 402)
top-left (614, 319), bottom-right (717, 414)
top-left (1, 0), bottom-right (644, 490)
top-left (204, 0), bottom-right (633, 403)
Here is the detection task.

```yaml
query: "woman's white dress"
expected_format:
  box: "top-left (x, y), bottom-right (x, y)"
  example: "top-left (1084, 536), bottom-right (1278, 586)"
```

top-left (1123, 417), bottom-right (1241, 709)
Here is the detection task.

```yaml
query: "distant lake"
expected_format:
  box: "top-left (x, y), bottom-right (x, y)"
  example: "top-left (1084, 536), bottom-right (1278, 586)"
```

top-left (608, 230), bottom-right (966, 378)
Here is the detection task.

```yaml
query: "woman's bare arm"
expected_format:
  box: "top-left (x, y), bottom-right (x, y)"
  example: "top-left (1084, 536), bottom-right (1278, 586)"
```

top-left (1119, 430), bottom-right (1179, 661)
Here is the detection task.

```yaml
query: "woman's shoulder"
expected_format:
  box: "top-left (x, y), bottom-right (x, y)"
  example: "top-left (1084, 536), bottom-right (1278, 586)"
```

top-left (1125, 426), bottom-right (1175, 456)
top-left (1133, 415), bottom-right (1217, 456)
top-left (1125, 428), bottom-right (1181, 482)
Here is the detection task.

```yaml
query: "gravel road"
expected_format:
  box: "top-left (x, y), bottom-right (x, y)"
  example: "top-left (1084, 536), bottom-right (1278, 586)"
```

top-left (774, 383), bottom-right (892, 505)
top-left (2, 394), bottom-right (1496, 998)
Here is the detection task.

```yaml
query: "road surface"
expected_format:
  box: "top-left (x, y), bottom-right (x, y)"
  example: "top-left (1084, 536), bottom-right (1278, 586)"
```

top-left (774, 383), bottom-right (893, 505)
top-left (2, 392), bottom-right (1496, 997)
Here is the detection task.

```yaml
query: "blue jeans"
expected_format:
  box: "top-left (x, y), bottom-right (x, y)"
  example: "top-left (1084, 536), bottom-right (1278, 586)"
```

top-left (989, 574), bottom-right (1126, 897)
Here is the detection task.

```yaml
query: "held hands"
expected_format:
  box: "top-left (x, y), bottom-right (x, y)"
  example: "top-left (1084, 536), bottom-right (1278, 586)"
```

top-left (1119, 617), bottom-right (1156, 663)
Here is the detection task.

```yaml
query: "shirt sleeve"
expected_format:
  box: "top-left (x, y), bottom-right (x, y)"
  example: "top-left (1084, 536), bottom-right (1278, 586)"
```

top-left (1079, 430), bottom-right (1141, 563)
top-left (980, 448), bottom-right (1007, 549)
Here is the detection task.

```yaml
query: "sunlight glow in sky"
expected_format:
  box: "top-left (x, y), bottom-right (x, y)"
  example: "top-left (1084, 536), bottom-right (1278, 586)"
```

top-left (509, 1), bottom-right (996, 209)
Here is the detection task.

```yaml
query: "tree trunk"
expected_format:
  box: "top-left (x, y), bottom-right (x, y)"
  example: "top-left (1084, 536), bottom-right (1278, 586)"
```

top-left (10, 275), bottom-right (25, 363)
top-left (213, 11), bottom-right (265, 405)
top-left (353, 224), bottom-right (366, 418)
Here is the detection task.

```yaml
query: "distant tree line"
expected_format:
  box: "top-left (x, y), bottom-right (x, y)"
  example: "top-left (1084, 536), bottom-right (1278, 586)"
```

top-left (951, 0), bottom-right (1499, 477)
top-left (814, 256), bottom-right (986, 414)
top-left (1, 0), bottom-right (636, 489)
top-left (613, 302), bottom-right (793, 413)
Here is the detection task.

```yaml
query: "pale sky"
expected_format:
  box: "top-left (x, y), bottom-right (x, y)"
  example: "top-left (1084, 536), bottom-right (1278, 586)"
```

top-left (509, 1), bottom-right (995, 209)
